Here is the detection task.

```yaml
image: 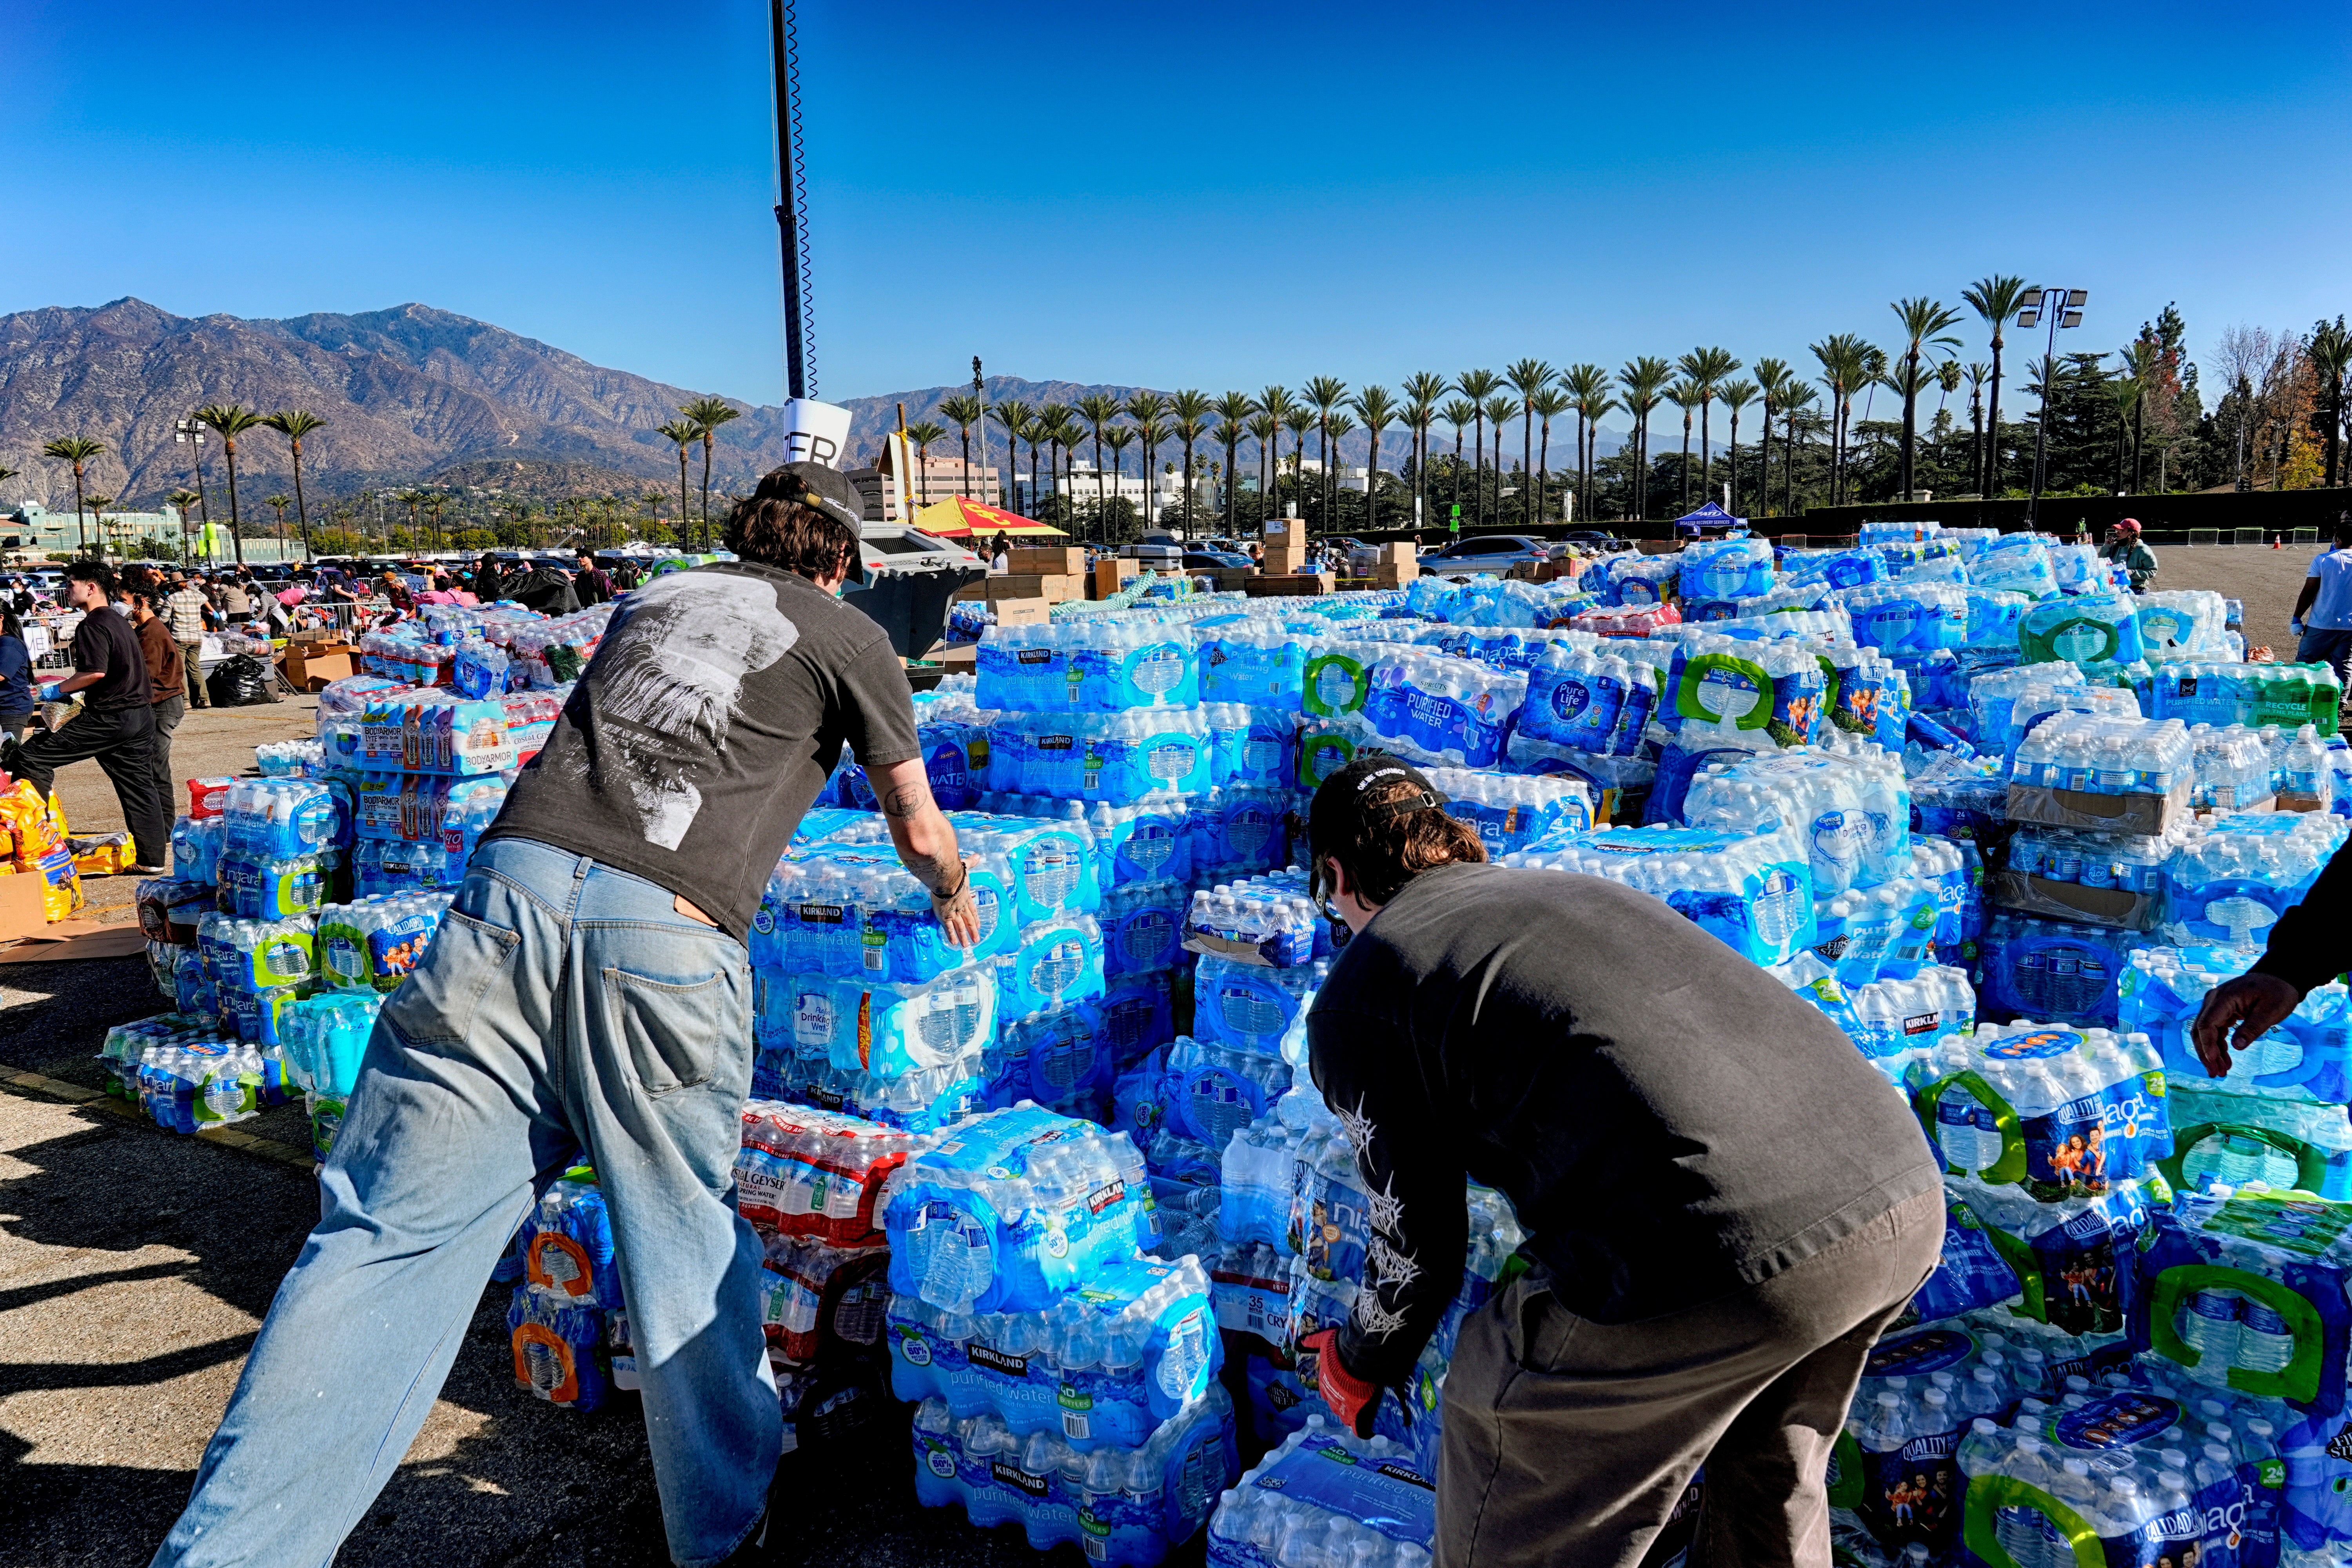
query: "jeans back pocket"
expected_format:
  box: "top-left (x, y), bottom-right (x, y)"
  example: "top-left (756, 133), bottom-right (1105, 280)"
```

top-left (603, 964), bottom-right (742, 1097)
top-left (379, 909), bottom-right (523, 1048)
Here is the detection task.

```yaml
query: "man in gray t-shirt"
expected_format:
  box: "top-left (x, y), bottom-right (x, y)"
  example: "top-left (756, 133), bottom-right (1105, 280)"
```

top-left (153, 465), bottom-right (976, 1568)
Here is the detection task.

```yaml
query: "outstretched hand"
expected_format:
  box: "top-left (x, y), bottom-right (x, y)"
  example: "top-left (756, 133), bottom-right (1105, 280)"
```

top-left (2190, 972), bottom-right (2303, 1078)
top-left (930, 856), bottom-right (981, 949)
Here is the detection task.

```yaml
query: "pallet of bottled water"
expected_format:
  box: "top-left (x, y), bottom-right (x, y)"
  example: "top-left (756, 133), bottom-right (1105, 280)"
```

top-left (1419, 766), bottom-right (1591, 856)
top-left (104, 1014), bottom-right (287, 1133)
top-left (1355, 649), bottom-right (1527, 769)
top-left (1807, 877), bottom-right (1942, 984)
top-left (1183, 872), bottom-right (1326, 969)
top-left (911, 1384), bottom-right (1237, 1567)
top-left (1516, 642), bottom-right (1659, 756)
top-left (1206, 1420), bottom-right (1435, 1568)
top-left (312, 893), bottom-right (453, 993)
top-left (1977, 911), bottom-right (2139, 1029)
top-left (1506, 822), bottom-right (1816, 967)
top-left (505, 1175), bottom-right (622, 1413)
top-left (2007, 713), bottom-right (2195, 833)
top-left (1837, 963), bottom-right (1978, 1078)
top-left (1907, 1021), bottom-right (2171, 1200)
top-left (985, 712), bottom-right (1219, 802)
top-left (984, 1000), bottom-right (1128, 1119)
top-left (1999, 826), bottom-right (2171, 927)
top-left (754, 1036), bottom-right (985, 1134)
top-left (890, 1252), bottom-right (1218, 1447)
top-left (883, 1104), bottom-right (1157, 1314)
top-left (2163, 811), bottom-right (2349, 949)
top-left (733, 1101), bottom-right (933, 1248)
top-left (278, 989), bottom-right (382, 1161)
top-left (1191, 954), bottom-right (1330, 1064)
top-left (2134, 1187), bottom-right (2352, 1413)
top-left (2166, 1083), bottom-right (2352, 1202)
top-left (975, 621), bottom-right (1202, 712)
top-left (2120, 947), bottom-right (2352, 1104)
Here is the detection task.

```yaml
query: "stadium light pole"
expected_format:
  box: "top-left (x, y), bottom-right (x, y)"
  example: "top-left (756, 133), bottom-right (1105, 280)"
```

top-left (2018, 287), bottom-right (2087, 535)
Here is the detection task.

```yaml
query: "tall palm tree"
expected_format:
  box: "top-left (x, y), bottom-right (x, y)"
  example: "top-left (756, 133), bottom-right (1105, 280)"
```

top-left (1783, 387), bottom-right (1822, 516)
top-left (1526, 387), bottom-right (1571, 523)
top-left (1282, 407), bottom-right (1318, 524)
top-left (677, 396), bottom-right (742, 548)
top-left (1961, 364), bottom-right (1990, 495)
top-left (1125, 393), bottom-right (1169, 530)
top-left (1210, 392), bottom-right (1258, 535)
top-left (86, 494), bottom-right (116, 557)
top-left (992, 401), bottom-right (1036, 511)
top-left (1664, 381), bottom-right (1700, 513)
top-left (655, 418), bottom-right (700, 544)
top-left (1244, 412), bottom-right (1280, 530)
top-left (1482, 396), bottom-right (1517, 520)
top-left (905, 420), bottom-right (946, 508)
top-left (1718, 380), bottom-right (1758, 515)
top-left (165, 488), bottom-right (200, 560)
top-left (1399, 372), bottom-right (1450, 526)
top-left (1751, 359), bottom-right (1793, 517)
top-left (263, 492), bottom-right (293, 555)
top-left (1888, 298), bottom-right (1966, 501)
top-left (1561, 365), bottom-right (1612, 525)
top-left (2305, 321), bottom-right (2351, 488)
top-left (1256, 386), bottom-right (1294, 528)
top-left (1026, 409), bottom-right (1062, 524)
top-left (1168, 390), bottom-right (1214, 539)
top-left (39, 436), bottom-right (105, 555)
top-left (195, 403), bottom-right (264, 563)
top-left (1676, 347), bottom-right (1740, 501)
top-left (938, 393), bottom-right (985, 497)
top-left (1103, 423), bottom-right (1138, 534)
top-left (1504, 360), bottom-right (1555, 517)
top-left (1075, 393), bottom-right (1122, 535)
top-left (1807, 337), bottom-right (1867, 506)
top-left (1439, 398), bottom-right (1478, 521)
top-left (260, 408), bottom-right (327, 561)
top-left (1962, 275), bottom-right (2034, 499)
top-left (1300, 377), bottom-right (1348, 537)
top-left (1454, 370), bottom-right (1502, 523)
top-left (1617, 359), bottom-right (1671, 520)
top-left (1347, 387), bottom-right (1398, 532)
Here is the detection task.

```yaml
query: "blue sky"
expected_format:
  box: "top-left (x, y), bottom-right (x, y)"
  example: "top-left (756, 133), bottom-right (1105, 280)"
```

top-left (9, 0), bottom-right (2350, 417)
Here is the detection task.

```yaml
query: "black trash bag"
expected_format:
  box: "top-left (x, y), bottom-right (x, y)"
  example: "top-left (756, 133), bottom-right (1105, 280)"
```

top-left (206, 654), bottom-right (279, 707)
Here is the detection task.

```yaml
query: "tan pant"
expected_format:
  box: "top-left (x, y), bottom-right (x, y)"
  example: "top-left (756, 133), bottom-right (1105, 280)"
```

top-left (1438, 1185), bottom-right (1944, 1568)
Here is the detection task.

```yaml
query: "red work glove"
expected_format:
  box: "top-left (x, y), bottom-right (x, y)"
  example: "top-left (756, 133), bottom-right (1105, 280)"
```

top-left (1298, 1327), bottom-right (1379, 1439)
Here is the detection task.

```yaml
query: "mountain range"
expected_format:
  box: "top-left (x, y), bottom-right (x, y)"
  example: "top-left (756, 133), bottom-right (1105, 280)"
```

top-left (0, 298), bottom-right (1625, 512)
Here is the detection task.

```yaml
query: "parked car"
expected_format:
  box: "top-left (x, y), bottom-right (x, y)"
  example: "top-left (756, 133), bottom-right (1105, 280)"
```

top-left (1183, 549), bottom-right (1254, 571)
top-left (1419, 534), bottom-right (1560, 573)
top-left (1557, 529), bottom-right (1629, 552)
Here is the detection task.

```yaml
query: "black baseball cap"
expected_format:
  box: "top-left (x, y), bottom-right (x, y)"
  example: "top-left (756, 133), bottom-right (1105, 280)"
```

top-left (757, 461), bottom-right (869, 585)
top-left (1307, 753), bottom-right (1449, 898)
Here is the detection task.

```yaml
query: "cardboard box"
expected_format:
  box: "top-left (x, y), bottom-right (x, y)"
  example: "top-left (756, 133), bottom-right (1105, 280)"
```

top-left (1260, 547), bottom-right (1309, 574)
top-left (1092, 559), bottom-right (1142, 600)
top-left (284, 648), bottom-right (355, 690)
top-left (991, 598), bottom-right (1051, 627)
top-left (1212, 568), bottom-right (1254, 592)
top-left (1244, 573), bottom-right (1336, 598)
top-left (1007, 546), bottom-right (1085, 575)
top-left (1263, 516), bottom-right (1294, 541)
top-left (2278, 791), bottom-right (2327, 813)
top-left (1378, 541), bottom-right (1417, 565)
top-left (1372, 563), bottom-right (1420, 587)
top-left (1988, 870), bottom-right (2160, 931)
top-left (987, 573), bottom-right (1075, 602)
top-left (2006, 780), bottom-right (2192, 837)
top-left (0, 871), bottom-right (48, 942)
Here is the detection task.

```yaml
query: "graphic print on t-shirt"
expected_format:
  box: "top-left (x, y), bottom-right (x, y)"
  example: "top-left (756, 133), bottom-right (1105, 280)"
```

top-left (585, 572), bottom-right (800, 849)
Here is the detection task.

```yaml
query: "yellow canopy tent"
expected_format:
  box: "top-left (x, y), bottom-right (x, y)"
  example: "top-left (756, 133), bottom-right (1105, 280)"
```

top-left (909, 496), bottom-right (1067, 538)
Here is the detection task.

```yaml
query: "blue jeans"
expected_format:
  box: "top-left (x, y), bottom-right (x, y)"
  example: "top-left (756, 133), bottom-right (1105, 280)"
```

top-left (2299, 626), bottom-right (2352, 688)
top-left (154, 837), bottom-right (776, 1568)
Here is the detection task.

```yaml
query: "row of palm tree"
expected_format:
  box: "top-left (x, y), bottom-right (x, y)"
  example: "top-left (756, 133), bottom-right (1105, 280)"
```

top-left (31, 402), bottom-right (330, 563)
top-left (887, 275), bottom-right (2103, 538)
top-left (653, 396), bottom-right (743, 550)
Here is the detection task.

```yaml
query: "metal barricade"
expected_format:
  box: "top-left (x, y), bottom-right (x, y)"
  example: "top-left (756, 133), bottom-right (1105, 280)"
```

top-left (2232, 527), bottom-right (2264, 547)
top-left (2294, 528), bottom-right (2320, 545)
top-left (2187, 528), bottom-right (2219, 547)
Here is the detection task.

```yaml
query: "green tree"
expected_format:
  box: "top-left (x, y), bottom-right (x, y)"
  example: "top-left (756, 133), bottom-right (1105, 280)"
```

top-left (2307, 318), bottom-right (2352, 488)
top-left (1125, 393), bottom-right (1168, 530)
top-left (1962, 275), bottom-right (2035, 497)
top-left (1504, 359), bottom-right (1556, 516)
top-left (1664, 381), bottom-right (1699, 513)
top-left (1526, 387), bottom-right (1571, 523)
top-left (1718, 380), bottom-right (1758, 515)
top-left (1616, 359), bottom-right (1671, 519)
top-left (1437, 399), bottom-right (1477, 521)
top-left (991, 400), bottom-right (1036, 511)
top-left (1676, 347), bottom-right (1739, 501)
top-left (85, 494), bottom-right (116, 556)
top-left (904, 420), bottom-right (946, 508)
top-left (1103, 422), bottom-right (1138, 530)
top-left (1808, 337), bottom-right (1869, 506)
top-left (1481, 395), bottom-right (1517, 517)
top-left (1071, 394), bottom-right (1120, 534)
top-left (165, 487), bottom-right (201, 559)
top-left (678, 396), bottom-right (742, 548)
top-left (1889, 297), bottom-right (1965, 500)
top-left (194, 403), bottom-right (264, 563)
top-left (1168, 390), bottom-right (1214, 538)
top-left (655, 419), bottom-right (700, 543)
top-left (1255, 387), bottom-right (1294, 529)
top-left (1036, 404), bottom-right (1075, 521)
top-left (1283, 405), bottom-right (1319, 523)
top-left (1347, 387), bottom-right (1399, 531)
top-left (1780, 385), bottom-right (1822, 516)
top-left (1454, 370), bottom-right (1502, 523)
top-left (1244, 412), bottom-right (1280, 530)
top-left (1301, 377), bottom-right (1348, 537)
top-left (264, 492), bottom-right (294, 555)
top-left (1962, 363), bottom-right (1991, 494)
top-left (1561, 365), bottom-right (1613, 525)
top-left (937, 394), bottom-right (985, 497)
top-left (1751, 359), bottom-right (1793, 517)
top-left (260, 408), bottom-right (327, 561)
top-left (1209, 392), bottom-right (1258, 535)
top-left (40, 436), bottom-right (106, 555)
top-left (1398, 372), bottom-right (1450, 528)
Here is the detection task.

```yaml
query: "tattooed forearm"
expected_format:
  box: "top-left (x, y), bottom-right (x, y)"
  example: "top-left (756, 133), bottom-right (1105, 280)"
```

top-left (881, 780), bottom-right (932, 818)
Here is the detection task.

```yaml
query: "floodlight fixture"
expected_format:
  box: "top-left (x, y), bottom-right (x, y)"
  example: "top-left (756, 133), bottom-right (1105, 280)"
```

top-left (2025, 285), bottom-right (2090, 533)
top-left (2017, 310), bottom-right (2040, 328)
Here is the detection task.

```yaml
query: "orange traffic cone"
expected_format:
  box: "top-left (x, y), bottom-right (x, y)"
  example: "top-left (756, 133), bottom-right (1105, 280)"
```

top-left (2274, 536), bottom-right (2283, 549)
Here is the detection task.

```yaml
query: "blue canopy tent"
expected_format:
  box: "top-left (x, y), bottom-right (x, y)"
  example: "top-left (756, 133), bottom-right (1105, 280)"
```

top-left (1671, 501), bottom-right (1749, 538)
